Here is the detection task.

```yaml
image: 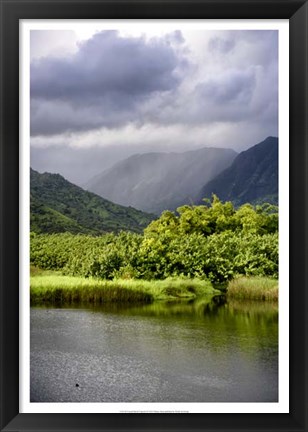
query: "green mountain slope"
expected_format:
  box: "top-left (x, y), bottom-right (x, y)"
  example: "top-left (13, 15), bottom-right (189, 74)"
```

top-left (198, 137), bottom-right (278, 206)
top-left (30, 168), bottom-right (155, 234)
top-left (86, 147), bottom-right (237, 215)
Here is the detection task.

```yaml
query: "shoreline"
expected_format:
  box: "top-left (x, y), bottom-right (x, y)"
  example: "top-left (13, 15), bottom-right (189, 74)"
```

top-left (30, 268), bottom-right (278, 305)
top-left (30, 272), bottom-right (219, 306)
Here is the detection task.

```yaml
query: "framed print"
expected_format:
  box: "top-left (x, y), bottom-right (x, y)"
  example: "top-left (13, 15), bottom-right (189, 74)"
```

top-left (0, 1), bottom-right (307, 431)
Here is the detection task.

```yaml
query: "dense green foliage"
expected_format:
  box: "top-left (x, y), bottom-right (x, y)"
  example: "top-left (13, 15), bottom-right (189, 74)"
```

top-left (30, 196), bottom-right (278, 284)
top-left (30, 168), bottom-right (155, 234)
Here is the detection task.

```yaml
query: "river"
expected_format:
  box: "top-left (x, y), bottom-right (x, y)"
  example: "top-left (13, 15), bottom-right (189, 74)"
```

top-left (30, 296), bottom-right (278, 403)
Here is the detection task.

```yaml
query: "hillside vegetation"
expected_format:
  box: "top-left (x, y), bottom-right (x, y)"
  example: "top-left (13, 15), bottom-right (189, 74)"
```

top-left (30, 168), bottom-right (155, 234)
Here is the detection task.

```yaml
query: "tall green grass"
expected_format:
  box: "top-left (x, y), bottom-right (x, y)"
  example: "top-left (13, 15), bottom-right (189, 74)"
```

top-left (30, 271), bottom-right (219, 306)
top-left (227, 276), bottom-right (278, 301)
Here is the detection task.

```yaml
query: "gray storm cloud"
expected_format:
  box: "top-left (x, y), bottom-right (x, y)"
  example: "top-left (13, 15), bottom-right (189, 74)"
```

top-left (143, 30), bottom-right (278, 128)
top-left (198, 69), bottom-right (256, 104)
top-left (31, 30), bottom-right (185, 135)
top-left (30, 29), bottom-right (278, 149)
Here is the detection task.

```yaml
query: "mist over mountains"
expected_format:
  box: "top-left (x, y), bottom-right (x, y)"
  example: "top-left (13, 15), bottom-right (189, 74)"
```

top-left (31, 142), bottom-right (211, 187)
top-left (30, 136), bottom-right (278, 234)
top-left (86, 147), bottom-right (237, 215)
top-left (198, 137), bottom-right (278, 206)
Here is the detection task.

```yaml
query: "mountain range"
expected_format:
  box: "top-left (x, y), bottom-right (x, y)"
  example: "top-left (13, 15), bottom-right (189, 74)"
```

top-left (85, 147), bottom-right (237, 214)
top-left (30, 136), bottom-right (278, 234)
top-left (30, 168), bottom-right (155, 235)
top-left (198, 136), bottom-right (278, 206)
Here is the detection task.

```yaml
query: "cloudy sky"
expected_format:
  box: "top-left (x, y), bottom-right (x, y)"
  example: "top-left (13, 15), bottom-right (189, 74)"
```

top-left (30, 27), bottom-right (278, 185)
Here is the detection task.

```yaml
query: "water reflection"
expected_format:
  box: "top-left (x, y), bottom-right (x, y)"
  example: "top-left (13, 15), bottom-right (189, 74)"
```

top-left (31, 296), bottom-right (278, 403)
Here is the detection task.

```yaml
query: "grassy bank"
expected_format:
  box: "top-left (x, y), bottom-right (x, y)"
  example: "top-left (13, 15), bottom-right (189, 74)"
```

top-left (30, 270), bottom-right (219, 306)
top-left (227, 276), bottom-right (278, 301)
top-left (30, 267), bottom-right (278, 305)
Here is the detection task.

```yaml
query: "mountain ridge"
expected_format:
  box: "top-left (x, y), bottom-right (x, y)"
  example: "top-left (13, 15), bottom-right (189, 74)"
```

top-left (86, 146), bottom-right (238, 214)
top-left (30, 168), bottom-right (155, 234)
top-left (197, 136), bottom-right (278, 206)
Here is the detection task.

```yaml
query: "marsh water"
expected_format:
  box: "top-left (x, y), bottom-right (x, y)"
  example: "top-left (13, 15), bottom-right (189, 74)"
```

top-left (30, 296), bottom-right (278, 403)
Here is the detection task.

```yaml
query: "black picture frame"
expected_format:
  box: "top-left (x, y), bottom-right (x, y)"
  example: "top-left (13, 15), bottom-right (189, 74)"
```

top-left (1, 1), bottom-right (307, 431)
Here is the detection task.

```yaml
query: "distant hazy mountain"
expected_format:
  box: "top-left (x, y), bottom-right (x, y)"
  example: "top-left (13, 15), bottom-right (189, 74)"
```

top-left (30, 168), bottom-right (155, 235)
top-left (198, 137), bottom-right (278, 206)
top-left (86, 147), bottom-right (237, 214)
